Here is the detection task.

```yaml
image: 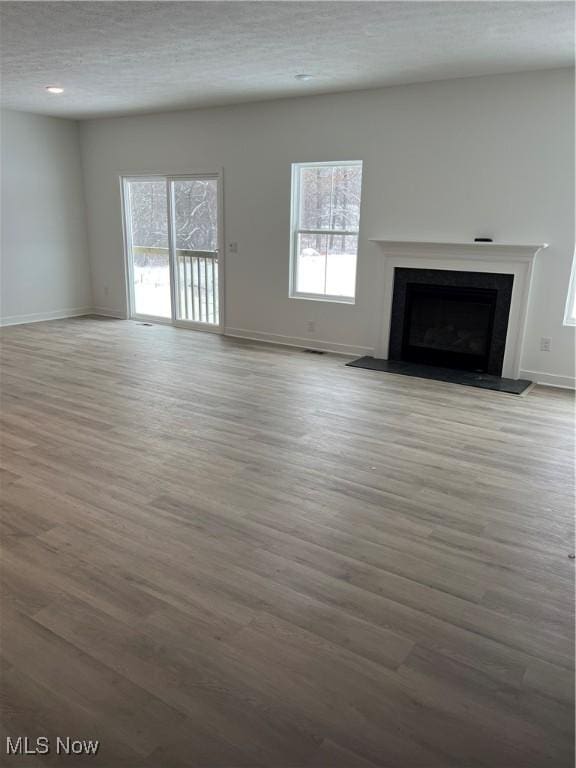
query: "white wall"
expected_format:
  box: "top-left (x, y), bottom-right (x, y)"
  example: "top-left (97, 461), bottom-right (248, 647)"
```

top-left (0, 110), bottom-right (92, 325)
top-left (80, 68), bottom-right (575, 385)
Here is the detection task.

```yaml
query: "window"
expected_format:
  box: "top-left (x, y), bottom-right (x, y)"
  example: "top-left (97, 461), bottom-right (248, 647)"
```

top-left (290, 161), bottom-right (363, 302)
top-left (564, 248), bottom-right (576, 326)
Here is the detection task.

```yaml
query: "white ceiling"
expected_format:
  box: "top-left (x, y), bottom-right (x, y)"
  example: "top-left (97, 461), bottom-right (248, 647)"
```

top-left (0, 1), bottom-right (573, 120)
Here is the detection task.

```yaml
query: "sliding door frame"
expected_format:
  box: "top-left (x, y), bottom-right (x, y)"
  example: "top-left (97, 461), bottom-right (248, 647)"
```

top-left (120, 171), bottom-right (225, 333)
top-left (121, 175), bottom-right (172, 325)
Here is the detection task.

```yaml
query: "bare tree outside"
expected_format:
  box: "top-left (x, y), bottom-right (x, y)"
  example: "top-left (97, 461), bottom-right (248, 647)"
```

top-left (129, 179), bottom-right (216, 252)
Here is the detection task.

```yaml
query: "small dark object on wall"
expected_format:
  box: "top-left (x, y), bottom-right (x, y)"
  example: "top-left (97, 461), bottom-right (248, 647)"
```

top-left (474, 238), bottom-right (493, 242)
top-left (569, 553), bottom-right (575, 559)
top-left (304, 349), bottom-right (325, 354)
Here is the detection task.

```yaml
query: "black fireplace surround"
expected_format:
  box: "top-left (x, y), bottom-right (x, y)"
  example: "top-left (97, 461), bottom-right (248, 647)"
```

top-left (389, 268), bottom-right (514, 376)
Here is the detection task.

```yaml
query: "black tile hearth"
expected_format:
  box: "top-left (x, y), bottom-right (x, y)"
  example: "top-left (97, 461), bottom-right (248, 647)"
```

top-left (346, 357), bottom-right (532, 394)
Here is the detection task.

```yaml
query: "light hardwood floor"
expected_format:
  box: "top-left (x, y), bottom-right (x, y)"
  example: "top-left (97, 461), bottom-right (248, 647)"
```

top-left (0, 317), bottom-right (574, 767)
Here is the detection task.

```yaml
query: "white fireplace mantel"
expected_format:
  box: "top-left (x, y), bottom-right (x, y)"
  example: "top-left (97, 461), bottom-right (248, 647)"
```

top-left (370, 239), bottom-right (548, 260)
top-left (370, 239), bottom-right (548, 379)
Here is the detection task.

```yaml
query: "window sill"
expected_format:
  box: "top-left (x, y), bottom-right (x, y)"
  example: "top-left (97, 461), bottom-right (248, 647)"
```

top-left (289, 293), bottom-right (356, 305)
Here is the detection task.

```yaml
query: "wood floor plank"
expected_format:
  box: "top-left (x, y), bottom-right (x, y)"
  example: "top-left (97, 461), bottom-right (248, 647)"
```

top-left (0, 317), bottom-right (574, 767)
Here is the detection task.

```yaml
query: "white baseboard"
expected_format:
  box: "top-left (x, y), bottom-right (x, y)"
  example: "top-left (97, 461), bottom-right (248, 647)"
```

top-left (224, 327), bottom-right (373, 358)
top-left (520, 369), bottom-right (576, 390)
top-left (92, 307), bottom-right (127, 319)
top-left (0, 306), bottom-right (94, 327)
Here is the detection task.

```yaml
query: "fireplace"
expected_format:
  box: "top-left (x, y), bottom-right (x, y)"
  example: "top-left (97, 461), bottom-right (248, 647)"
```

top-left (348, 239), bottom-right (546, 392)
top-left (389, 268), bottom-right (514, 376)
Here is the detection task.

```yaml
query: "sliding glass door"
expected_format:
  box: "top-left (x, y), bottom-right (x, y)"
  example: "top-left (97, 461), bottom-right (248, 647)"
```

top-left (123, 174), bottom-right (222, 329)
top-left (124, 178), bottom-right (172, 319)
top-left (171, 178), bottom-right (219, 324)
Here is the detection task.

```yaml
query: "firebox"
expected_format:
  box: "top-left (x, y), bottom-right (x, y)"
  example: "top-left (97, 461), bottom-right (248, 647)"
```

top-left (402, 283), bottom-right (497, 371)
top-left (388, 268), bottom-right (514, 376)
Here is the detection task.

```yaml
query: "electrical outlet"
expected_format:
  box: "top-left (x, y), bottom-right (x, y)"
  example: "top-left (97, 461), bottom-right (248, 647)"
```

top-left (540, 337), bottom-right (552, 352)
top-left (229, 242), bottom-right (238, 254)
top-left (307, 320), bottom-right (316, 333)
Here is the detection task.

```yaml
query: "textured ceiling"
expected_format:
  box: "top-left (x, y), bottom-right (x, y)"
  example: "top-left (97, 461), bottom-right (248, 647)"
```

top-left (0, 1), bottom-right (573, 120)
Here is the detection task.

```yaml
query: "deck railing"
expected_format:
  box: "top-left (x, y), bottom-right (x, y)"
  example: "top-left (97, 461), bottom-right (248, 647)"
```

top-left (132, 246), bottom-right (219, 324)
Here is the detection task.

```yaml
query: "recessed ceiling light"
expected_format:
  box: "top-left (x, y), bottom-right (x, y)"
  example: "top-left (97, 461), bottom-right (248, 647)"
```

top-left (295, 74), bottom-right (313, 81)
top-left (45, 86), bottom-right (64, 94)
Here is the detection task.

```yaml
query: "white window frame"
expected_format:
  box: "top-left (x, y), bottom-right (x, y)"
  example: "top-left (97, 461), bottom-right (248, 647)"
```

top-left (289, 160), bottom-right (362, 304)
top-left (563, 248), bottom-right (576, 326)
